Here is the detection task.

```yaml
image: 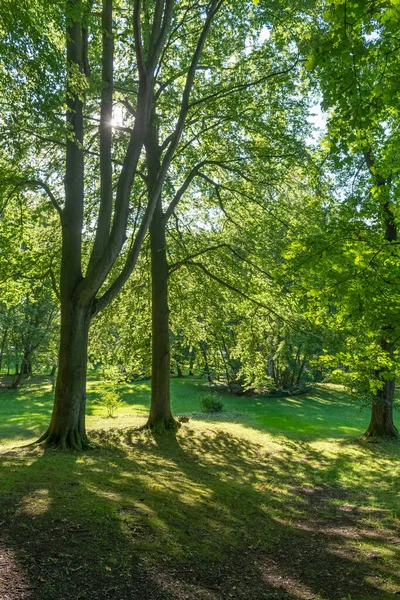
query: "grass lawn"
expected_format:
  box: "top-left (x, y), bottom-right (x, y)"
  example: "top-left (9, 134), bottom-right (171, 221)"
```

top-left (1, 377), bottom-right (400, 599)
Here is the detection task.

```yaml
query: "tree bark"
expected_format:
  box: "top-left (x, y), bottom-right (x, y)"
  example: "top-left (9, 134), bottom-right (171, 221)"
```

top-left (10, 357), bottom-right (26, 389)
top-left (146, 196), bottom-right (176, 431)
top-left (35, 2), bottom-right (89, 449)
top-left (200, 342), bottom-right (212, 382)
top-left (363, 378), bottom-right (398, 439)
top-left (0, 327), bottom-right (8, 372)
top-left (38, 303), bottom-right (91, 449)
top-left (363, 152), bottom-right (398, 439)
top-left (145, 124), bottom-right (177, 431)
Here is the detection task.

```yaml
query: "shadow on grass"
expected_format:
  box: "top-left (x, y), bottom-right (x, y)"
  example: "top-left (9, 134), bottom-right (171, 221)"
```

top-left (1, 427), bottom-right (400, 599)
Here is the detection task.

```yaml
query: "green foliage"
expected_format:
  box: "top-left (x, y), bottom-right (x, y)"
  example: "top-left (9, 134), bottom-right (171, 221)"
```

top-left (98, 364), bottom-right (127, 385)
top-left (200, 392), bottom-right (224, 413)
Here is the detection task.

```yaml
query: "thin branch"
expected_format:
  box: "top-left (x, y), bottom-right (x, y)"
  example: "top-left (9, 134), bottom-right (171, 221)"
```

top-left (168, 243), bottom-right (229, 273)
top-left (157, 0), bottom-right (224, 187)
top-left (120, 98), bottom-right (136, 116)
top-left (190, 59), bottom-right (300, 108)
top-left (16, 180), bottom-right (63, 222)
top-left (49, 267), bottom-right (61, 302)
top-left (163, 161), bottom-right (207, 221)
top-left (187, 260), bottom-right (284, 320)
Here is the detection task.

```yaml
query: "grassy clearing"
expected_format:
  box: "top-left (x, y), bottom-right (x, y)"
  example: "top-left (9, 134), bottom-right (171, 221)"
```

top-left (0, 377), bottom-right (377, 448)
top-left (0, 379), bottom-right (400, 599)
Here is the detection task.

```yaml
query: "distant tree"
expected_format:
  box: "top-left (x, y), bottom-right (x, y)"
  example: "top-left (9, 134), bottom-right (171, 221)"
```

top-left (0, 282), bottom-right (58, 388)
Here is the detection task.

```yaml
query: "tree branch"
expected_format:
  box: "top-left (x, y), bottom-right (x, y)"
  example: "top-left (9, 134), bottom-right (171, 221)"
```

top-left (133, 0), bottom-right (147, 78)
top-left (187, 260), bottom-right (284, 320)
top-left (156, 0), bottom-right (223, 191)
top-left (147, 0), bottom-right (175, 73)
top-left (87, 0), bottom-right (114, 272)
top-left (16, 180), bottom-right (63, 222)
top-left (190, 59), bottom-right (300, 108)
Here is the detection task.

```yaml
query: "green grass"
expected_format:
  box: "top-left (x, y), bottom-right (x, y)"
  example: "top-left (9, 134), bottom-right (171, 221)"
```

top-left (0, 377), bottom-right (380, 448)
top-left (0, 378), bottom-right (400, 599)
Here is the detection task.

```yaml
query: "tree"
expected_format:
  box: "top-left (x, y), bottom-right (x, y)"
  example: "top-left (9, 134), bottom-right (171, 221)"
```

top-left (141, 0), bottom-right (313, 427)
top-left (0, 283), bottom-right (58, 388)
top-left (301, 0), bottom-right (400, 437)
top-left (1, 0), bottom-right (228, 448)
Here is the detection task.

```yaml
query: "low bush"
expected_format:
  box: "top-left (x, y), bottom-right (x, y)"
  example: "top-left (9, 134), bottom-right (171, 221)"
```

top-left (200, 392), bottom-right (224, 413)
top-left (96, 390), bottom-right (122, 418)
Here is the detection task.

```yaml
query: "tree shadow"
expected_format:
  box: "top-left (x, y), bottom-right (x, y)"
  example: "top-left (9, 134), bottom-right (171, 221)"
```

top-left (145, 429), bottom-right (400, 599)
top-left (0, 426), bottom-right (399, 599)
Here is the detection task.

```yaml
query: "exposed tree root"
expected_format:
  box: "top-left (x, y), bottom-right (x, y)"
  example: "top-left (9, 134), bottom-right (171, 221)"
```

top-left (362, 404), bottom-right (400, 441)
top-left (35, 428), bottom-right (92, 451)
top-left (362, 425), bottom-right (399, 440)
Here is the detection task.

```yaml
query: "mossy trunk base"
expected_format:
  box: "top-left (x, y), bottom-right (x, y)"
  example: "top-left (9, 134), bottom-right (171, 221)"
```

top-left (145, 413), bottom-right (180, 434)
top-left (37, 426), bottom-right (90, 451)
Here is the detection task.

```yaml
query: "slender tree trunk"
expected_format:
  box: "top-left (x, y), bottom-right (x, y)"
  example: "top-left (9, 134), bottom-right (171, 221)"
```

top-left (0, 327), bottom-right (8, 372)
top-left (49, 364), bottom-right (57, 377)
top-left (200, 342), bottom-right (212, 382)
top-left (362, 153), bottom-right (398, 438)
top-left (291, 346), bottom-right (302, 387)
top-left (146, 197), bottom-right (176, 431)
top-left (11, 357), bottom-right (27, 389)
top-left (296, 354), bottom-right (307, 386)
top-left (145, 124), bottom-right (176, 431)
top-left (38, 303), bottom-right (91, 449)
top-left (220, 337), bottom-right (231, 386)
top-left (189, 350), bottom-right (195, 376)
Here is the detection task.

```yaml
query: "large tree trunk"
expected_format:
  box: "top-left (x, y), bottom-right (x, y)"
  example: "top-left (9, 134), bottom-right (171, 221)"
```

top-left (363, 378), bottom-right (398, 439)
top-left (38, 303), bottom-right (91, 449)
top-left (36, 5), bottom-right (89, 450)
top-left (362, 154), bottom-right (398, 439)
top-left (146, 197), bottom-right (176, 431)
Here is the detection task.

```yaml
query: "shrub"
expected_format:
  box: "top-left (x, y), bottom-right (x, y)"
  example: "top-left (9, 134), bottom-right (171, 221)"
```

top-left (200, 392), bottom-right (224, 413)
top-left (96, 390), bottom-right (122, 418)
